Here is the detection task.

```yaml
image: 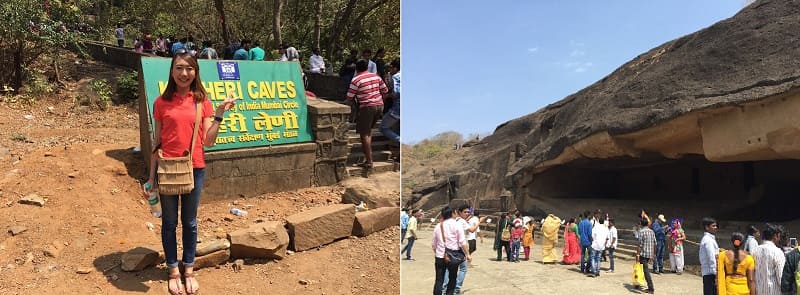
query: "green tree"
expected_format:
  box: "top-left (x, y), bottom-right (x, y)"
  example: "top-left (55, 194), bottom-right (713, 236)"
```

top-left (0, 0), bottom-right (84, 93)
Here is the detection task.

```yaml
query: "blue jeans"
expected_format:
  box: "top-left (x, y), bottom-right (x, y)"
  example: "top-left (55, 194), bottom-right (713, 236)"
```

top-left (654, 240), bottom-right (665, 272)
top-left (608, 247), bottom-right (615, 271)
top-left (580, 245), bottom-right (591, 272)
top-left (160, 168), bottom-right (204, 268)
top-left (511, 239), bottom-right (521, 261)
top-left (590, 248), bottom-right (602, 275)
top-left (401, 237), bottom-right (415, 259)
top-left (380, 112), bottom-right (400, 142)
top-left (442, 260), bottom-right (467, 293)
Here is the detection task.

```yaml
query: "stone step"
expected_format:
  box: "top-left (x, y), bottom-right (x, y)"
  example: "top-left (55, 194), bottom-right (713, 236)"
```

top-left (347, 130), bottom-right (389, 144)
top-left (345, 161), bottom-right (398, 177)
top-left (346, 150), bottom-right (393, 165)
top-left (349, 140), bottom-right (393, 154)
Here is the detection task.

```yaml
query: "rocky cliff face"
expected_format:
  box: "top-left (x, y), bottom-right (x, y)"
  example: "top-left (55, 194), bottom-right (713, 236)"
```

top-left (407, 0), bottom-right (800, 218)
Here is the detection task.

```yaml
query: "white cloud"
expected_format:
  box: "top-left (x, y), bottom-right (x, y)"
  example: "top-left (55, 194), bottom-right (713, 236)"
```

top-left (570, 50), bottom-right (585, 57)
top-left (527, 47), bottom-right (539, 53)
top-left (562, 61), bottom-right (593, 73)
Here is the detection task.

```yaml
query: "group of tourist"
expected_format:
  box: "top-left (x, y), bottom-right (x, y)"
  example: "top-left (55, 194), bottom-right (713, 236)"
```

top-left (114, 26), bottom-right (334, 74)
top-left (421, 205), bottom-right (800, 295)
top-left (699, 218), bottom-right (800, 295)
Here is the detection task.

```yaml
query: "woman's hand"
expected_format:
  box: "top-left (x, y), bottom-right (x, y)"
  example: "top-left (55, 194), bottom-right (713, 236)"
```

top-left (215, 92), bottom-right (238, 116)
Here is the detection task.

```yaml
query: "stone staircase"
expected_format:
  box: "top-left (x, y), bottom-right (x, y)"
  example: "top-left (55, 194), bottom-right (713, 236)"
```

top-left (345, 121), bottom-right (399, 177)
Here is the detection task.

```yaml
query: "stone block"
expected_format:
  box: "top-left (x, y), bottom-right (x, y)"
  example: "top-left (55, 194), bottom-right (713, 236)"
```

top-left (307, 97), bottom-right (350, 115)
top-left (341, 182), bottom-right (398, 209)
top-left (286, 204), bottom-right (355, 251)
top-left (352, 207), bottom-right (401, 237)
top-left (196, 239), bottom-right (231, 257)
top-left (228, 222), bottom-right (290, 259)
top-left (121, 246), bottom-right (161, 272)
top-left (331, 114), bottom-right (343, 125)
top-left (314, 162), bottom-right (338, 186)
top-left (334, 123), bottom-right (350, 142)
top-left (314, 160), bottom-right (348, 186)
top-left (194, 249), bottom-right (230, 270)
top-left (315, 127), bottom-right (334, 141)
top-left (315, 114), bottom-right (332, 128)
top-left (316, 140), bottom-right (350, 159)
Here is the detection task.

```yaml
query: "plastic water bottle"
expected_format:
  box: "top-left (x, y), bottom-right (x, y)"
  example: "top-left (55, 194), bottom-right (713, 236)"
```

top-left (230, 208), bottom-right (248, 217)
top-left (144, 183), bottom-right (162, 218)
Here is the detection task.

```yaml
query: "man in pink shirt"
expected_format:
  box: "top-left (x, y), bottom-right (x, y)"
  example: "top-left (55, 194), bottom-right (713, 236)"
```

top-left (432, 207), bottom-right (472, 295)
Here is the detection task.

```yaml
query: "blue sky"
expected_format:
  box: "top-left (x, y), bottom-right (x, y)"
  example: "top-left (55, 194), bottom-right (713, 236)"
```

top-left (401, 1), bottom-right (748, 144)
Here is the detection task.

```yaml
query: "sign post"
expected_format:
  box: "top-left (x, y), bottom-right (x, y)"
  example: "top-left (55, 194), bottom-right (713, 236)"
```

top-left (140, 58), bottom-right (313, 151)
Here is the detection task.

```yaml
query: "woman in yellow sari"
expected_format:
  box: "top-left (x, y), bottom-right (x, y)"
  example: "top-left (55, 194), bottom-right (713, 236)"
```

top-left (717, 232), bottom-right (755, 295)
top-left (541, 214), bottom-right (562, 263)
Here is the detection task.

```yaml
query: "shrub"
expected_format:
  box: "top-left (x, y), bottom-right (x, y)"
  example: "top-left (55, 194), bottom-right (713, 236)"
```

top-left (116, 70), bottom-right (139, 103)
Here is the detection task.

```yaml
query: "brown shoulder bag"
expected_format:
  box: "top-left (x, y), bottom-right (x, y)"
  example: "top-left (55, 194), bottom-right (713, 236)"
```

top-left (157, 102), bottom-right (202, 195)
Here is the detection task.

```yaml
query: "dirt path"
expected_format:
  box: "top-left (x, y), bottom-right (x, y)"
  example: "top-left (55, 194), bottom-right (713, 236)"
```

top-left (0, 95), bottom-right (400, 294)
top-left (401, 228), bottom-right (701, 295)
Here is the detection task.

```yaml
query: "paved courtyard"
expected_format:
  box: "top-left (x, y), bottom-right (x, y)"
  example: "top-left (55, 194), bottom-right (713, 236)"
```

top-left (400, 228), bottom-right (702, 295)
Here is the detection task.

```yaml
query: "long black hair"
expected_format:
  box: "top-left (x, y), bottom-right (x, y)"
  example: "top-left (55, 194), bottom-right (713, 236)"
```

top-left (731, 232), bottom-right (745, 273)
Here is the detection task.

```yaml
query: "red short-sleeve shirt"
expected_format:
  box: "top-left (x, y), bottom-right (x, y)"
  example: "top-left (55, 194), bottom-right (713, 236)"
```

top-left (153, 92), bottom-right (214, 168)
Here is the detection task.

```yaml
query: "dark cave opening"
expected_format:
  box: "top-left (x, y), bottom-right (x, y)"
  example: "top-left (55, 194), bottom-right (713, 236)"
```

top-left (527, 155), bottom-right (800, 221)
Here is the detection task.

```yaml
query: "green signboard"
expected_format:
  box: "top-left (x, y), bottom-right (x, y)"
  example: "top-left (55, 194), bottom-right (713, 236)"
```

top-left (141, 57), bottom-right (313, 151)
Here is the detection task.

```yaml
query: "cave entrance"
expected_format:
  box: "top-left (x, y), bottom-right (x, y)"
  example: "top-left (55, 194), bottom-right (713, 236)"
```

top-left (527, 154), bottom-right (800, 221)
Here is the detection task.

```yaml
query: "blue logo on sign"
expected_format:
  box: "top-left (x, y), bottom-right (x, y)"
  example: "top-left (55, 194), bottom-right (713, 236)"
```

top-left (217, 62), bottom-right (240, 80)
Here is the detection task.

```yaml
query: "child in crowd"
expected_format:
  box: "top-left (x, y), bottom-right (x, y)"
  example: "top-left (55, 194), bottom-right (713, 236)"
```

top-left (511, 222), bottom-right (524, 262)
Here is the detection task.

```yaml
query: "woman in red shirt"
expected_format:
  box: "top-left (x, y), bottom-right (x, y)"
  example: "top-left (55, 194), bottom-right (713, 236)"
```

top-left (142, 49), bottom-right (236, 295)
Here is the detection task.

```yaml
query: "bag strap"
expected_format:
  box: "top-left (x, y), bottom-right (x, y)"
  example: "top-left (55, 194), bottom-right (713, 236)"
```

top-left (440, 222), bottom-right (448, 249)
top-left (189, 101), bottom-right (202, 160)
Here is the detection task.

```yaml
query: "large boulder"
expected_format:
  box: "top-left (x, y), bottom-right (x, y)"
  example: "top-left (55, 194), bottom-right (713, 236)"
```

top-left (121, 246), bottom-right (161, 272)
top-left (352, 207), bottom-right (400, 237)
top-left (340, 172), bottom-right (399, 209)
top-left (228, 222), bottom-right (289, 259)
top-left (286, 204), bottom-right (355, 251)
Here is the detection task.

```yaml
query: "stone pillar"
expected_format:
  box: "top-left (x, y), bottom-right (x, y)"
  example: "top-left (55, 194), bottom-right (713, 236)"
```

top-left (307, 97), bottom-right (351, 186)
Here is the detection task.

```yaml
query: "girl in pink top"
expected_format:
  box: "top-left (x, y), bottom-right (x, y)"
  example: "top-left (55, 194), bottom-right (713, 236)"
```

top-left (511, 223), bottom-right (524, 262)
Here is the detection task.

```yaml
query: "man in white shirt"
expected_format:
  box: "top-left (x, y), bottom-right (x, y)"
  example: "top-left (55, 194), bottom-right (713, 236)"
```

top-left (589, 217), bottom-right (609, 277)
top-left (361, 48), bottom-right (377, 73)
top-left (606, 219), bottom-right (618, 273)
top-left (744, 225), bottom-right (760, 254)
top-left (753, 224), bottom-right (786, 295)
top-left (309, 47), bottom-right (325, 74)
top-left (431, 207), bottom-right (471, 295)
top-left (699, 217), bottom-right (719, 295)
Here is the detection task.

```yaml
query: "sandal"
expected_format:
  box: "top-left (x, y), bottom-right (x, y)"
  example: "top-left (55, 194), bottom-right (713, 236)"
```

top-left (356, 161), bottom-right (373, 168)
top-left (168, 273), bottom-right (184, 295)
top-left (184, 272), bottom-right (200, 295)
